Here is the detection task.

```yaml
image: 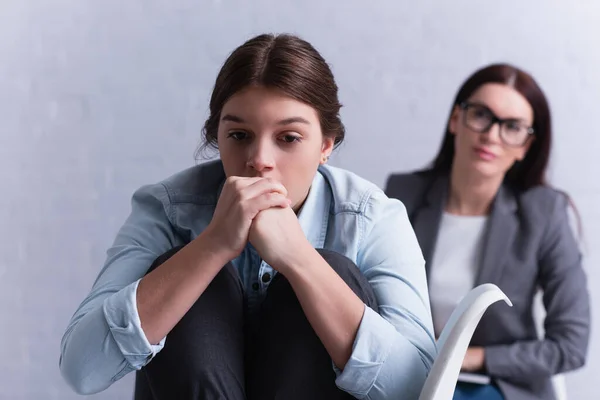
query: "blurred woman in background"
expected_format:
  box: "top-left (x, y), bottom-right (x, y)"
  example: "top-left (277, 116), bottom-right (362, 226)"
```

top-left (386, 63), bottom-right (590, 400)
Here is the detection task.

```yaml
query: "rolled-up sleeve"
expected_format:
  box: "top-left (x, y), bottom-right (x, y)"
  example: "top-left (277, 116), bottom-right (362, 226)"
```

top-left (335, 190), bottom-right (437, 399)
top-left (60, 183), bottom-right (181, 395)
top-left (103, 279), bottom-right (166, 367)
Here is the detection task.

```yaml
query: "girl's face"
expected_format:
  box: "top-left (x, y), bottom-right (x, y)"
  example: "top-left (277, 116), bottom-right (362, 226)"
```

top-left (218, 85), bottom-right (335, 210)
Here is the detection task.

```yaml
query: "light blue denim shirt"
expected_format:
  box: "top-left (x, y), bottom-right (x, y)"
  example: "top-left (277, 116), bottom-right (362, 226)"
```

top-left (60, 160), bottom-right (437, 399)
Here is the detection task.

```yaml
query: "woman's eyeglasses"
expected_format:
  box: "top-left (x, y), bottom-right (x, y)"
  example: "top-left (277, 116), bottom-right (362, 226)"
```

top-left (459, 102), bottom-right (534, 147)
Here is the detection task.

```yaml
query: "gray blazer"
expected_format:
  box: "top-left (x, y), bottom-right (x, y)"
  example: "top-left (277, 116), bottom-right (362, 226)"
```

top-left (385, 171), bottom-right (590, 400)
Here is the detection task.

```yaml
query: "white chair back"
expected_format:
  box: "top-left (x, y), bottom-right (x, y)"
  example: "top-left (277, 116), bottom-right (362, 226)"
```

top-left (418, 284), bottom-right (512, 400)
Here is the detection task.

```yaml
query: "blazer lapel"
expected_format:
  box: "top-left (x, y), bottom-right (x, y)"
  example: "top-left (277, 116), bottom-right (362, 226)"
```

top-left (475, 185), bottom-right (518, 286)
top-left (411, 175), bottom-right (448, 278)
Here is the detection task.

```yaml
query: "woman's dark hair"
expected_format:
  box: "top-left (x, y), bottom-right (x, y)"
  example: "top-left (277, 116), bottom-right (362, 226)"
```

top-left (430, 63), bottom-right (551, 191)
top-left (429, 63), bottom-right (582, 237)
top-left (197, 33), bottom-right (344, 157)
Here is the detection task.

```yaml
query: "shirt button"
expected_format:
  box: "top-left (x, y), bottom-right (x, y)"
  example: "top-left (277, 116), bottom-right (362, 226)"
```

top-left (252, 282), bottom-right (259, 291)
top-left (262, 273), bottom-right (272, 283)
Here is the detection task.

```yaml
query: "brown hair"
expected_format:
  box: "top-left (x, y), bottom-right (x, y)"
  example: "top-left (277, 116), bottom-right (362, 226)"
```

top-left (197, 33), bottom-right (344, 157)
top-left (430, 63), bottom-right (551, 191)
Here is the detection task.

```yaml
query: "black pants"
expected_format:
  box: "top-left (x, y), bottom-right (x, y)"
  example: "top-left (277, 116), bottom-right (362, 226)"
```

top-left (134, 246), bottom-right (378, 400)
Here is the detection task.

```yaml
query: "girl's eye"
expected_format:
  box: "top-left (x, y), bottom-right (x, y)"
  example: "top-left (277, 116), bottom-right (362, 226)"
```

top-left (227, 131), bottom-right (248, 141)
top-left (281, 134), bottom-right (301, 143)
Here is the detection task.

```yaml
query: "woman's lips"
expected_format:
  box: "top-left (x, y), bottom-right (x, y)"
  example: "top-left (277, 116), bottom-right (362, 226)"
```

top-left (473, 146), bottom-right (497, 161)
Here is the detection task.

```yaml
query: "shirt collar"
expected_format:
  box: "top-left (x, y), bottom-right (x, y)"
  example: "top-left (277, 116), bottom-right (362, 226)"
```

top-left (297, 170), bottom-right (331, 249)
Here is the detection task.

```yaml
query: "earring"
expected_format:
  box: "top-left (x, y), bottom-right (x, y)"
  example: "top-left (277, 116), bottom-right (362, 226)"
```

top-left (322, 155), bottom-right (329, 163)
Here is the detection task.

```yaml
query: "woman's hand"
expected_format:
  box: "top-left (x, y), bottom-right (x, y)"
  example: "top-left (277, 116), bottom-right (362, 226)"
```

top-left (462, 347), bottom-right (486, 372)
top-left (248, 205), bottom-right (311, 272)
top-left (205, 176), bottom-right (290, 261)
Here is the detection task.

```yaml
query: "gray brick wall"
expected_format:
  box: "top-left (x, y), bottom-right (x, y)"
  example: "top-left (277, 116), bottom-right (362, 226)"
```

top-left (1, 1), bottom-right (598, 399)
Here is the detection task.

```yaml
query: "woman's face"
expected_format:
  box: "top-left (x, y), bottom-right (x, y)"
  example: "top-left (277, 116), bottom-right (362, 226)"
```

top-left (217, 85), bottom-right (335, 211)
top-left (449, 83), bottom-right (534, 180)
